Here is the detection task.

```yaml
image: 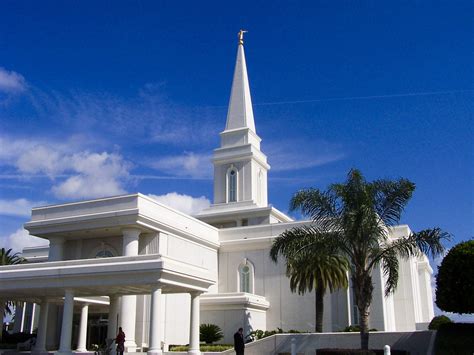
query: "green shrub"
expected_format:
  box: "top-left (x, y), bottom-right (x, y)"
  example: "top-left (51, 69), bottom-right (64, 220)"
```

top-left (317, 349), bottom-right (376, 355)
top-left (342, 325), bottom-right (377, 332)
top-left (434, 322), bottom-right (474, 355)
top-left (169, 344), bottom-right (233, 352)
top-left (250, 327), bottom-right (286, 340)
top-left (199, 323), bottom-right (223, 344)
top-left (428, 315), bottom-right (452, 330)
top-left (436, 240), bottom-right (474, 314)
top-left (317, 350), bottom-right (409, 355)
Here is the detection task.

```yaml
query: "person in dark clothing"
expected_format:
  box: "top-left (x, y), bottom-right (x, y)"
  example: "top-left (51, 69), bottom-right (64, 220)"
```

top-left (233, 327), bottom-right (245, 355)
top-left (115, 327), bottom-right (125, 355)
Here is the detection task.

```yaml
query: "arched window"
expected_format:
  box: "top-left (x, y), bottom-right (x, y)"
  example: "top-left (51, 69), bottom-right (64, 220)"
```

top-left (238, 259), bottom-right (255, 293)
top-left (228, 167), bottom-right (237, 202)
top-left (90, 243), bottom-right (117, 259)
top-left (95, 250), bottom-right (114, 258)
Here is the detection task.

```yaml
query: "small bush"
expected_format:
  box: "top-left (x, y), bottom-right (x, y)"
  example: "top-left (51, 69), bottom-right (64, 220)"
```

top-left (342, 325), bottom-right (377, 332)
top-left (199, 323), bottom-right (223, 344)
top-left (250, 327), bottom-right (287, 340)
top-left (317, 350), bottom-right (409, 355)
top-left (169, 344), bottom-right (233, 352)
top-left (434, 322), bottom-right (474, 355)
top-left (428, 315), bottom-right (452, 330)
top-left (317, 349), bottom-right (376, 355)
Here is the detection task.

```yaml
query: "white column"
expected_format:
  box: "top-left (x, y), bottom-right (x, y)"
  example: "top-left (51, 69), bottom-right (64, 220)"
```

top-left (48, 237), bottom-right (65, 261)
top-left (188, 292), bottom-right (201, 355)
top-left (120, 228), bottom-right (141, 351)
top-left (122, 228), bottom-right (140, 256)
top-left (56, 289), bottom-right (74, 355)
top-left (34, 299), bottom-right (50, 353)
top-left (30, 303), bottom-right (37, 333)
top-left (148, 286), bottom-right (162, 355)
top-left (107, 296), bottom-right (120, 340)
top-left (76, 303), bottom-right (89, 352)
top-left (20, 302), bottom-right (26, 332)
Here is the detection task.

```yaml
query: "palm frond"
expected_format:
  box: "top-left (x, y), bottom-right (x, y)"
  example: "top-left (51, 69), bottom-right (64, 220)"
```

top-left (270, 225), bottom-right (344, 263)
top-left (289, 189), bottom-right (338, 223)
top-left (0, 248), bottom-right (24, 265)
top-left (380, 248), bottom-right (399, 295)
top-left (372, 178), bottom-right (415, 226)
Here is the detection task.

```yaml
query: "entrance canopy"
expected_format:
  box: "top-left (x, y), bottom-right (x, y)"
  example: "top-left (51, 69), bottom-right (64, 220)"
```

top-left (0, 253), bottom-right (215, 303)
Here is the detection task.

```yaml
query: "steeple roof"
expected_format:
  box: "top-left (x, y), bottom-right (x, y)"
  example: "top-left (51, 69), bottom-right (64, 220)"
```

top-left (224, 32), bottom-right (256, 133)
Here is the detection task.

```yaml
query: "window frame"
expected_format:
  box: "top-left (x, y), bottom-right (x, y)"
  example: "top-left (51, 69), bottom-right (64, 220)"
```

top-left (226, 165), bottom-right (238, 203)
top-left (237, 258), bottom-right (255, 294)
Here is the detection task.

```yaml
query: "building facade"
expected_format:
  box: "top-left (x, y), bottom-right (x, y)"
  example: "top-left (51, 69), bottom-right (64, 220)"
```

top-left (0, 34), bottom-right (434, 355)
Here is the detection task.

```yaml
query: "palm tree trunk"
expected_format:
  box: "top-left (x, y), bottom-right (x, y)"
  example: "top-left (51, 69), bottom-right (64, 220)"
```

top-left (353, 271), bottom-right (373, 350)
top-left (315, 286), bottom-right (324, 332)
top-left (359, 305), bottom-right (370, 350)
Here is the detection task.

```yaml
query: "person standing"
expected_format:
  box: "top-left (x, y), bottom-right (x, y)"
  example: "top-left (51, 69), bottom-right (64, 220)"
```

top-left (233, 327), bottom-right (245, 355)
top-left (115, 327), bottom-right (125, 355)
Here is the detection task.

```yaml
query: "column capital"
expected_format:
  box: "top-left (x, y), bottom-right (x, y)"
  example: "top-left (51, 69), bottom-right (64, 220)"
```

top-left (49, 236), bottom-right (66, 244)
top-left (39, 296), bottom-right (50, 303)
top-left (190, 291), bottom-right (202, 298)
top-left (151, 283), bottom-right (163, 292)
top-left (121, 227), bottom-right (142, 236)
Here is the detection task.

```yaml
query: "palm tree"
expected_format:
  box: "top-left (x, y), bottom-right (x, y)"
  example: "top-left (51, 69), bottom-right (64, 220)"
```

top-left (269, 169), bottom-right (448, 349)
top-left (1, 248), bottom-right (25, 338)
top-left (271, 246), bottom-right (349, 332)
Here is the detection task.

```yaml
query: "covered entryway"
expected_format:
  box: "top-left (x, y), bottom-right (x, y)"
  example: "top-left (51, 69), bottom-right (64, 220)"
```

top-left (1, 194), bottom-right (220, 355)
top-left (0, 253), bottom-right (214, 355)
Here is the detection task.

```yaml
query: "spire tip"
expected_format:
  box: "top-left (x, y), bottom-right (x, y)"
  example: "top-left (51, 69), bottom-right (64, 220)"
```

top-left (238, 29), bottom-right (248, 45)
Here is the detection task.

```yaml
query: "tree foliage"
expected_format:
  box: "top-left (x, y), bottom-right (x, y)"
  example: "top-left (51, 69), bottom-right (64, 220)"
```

top-left (199, 323), bottom-right (223, 344)
top-left (271, 223), bottom-right (349, 332)
top-left (0, 248), bottom-right (25, 317)
top-left (436, 239), bottom-right (474, 314)
top-left (428, 315), bottom-right (452, 330)
top-left (270, 169), bottom-right (448, 349)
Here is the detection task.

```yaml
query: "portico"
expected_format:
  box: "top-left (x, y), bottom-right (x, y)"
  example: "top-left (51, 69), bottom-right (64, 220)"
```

top-left (0, 193), bottom-right (218, 354)
top-left (0, 254), bottom-right (213, 355)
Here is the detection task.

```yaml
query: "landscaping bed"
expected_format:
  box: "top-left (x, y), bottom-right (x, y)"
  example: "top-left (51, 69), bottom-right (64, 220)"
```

top-left (317, 349), bottom-right (409, 355)
top-left (169, 344), bottom-right (233, 352)
top-left (434, 323), bottom-right (474, 355)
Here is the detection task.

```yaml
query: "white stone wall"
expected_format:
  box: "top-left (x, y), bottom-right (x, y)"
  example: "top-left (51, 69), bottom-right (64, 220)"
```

top-left (217, 248), bottom-right (340, 333)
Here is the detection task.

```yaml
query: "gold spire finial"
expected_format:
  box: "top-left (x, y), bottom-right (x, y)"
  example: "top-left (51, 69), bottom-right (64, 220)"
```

top-left (238, 29), bottom-right (247, 45)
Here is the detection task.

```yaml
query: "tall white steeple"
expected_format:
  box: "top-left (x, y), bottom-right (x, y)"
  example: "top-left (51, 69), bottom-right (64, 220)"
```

top-left (211, 30), bottom-right (269, 207)
top-left (196, 30), bottom-right (292, 227)
top-left (224, 31), bottom-right (256, 133)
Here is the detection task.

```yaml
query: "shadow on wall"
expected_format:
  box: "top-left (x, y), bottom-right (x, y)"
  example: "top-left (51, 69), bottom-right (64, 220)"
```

top-left (245, 311), bottom-right (253, 343)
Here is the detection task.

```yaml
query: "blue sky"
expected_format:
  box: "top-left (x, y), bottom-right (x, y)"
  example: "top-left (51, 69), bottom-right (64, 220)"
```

top-left (0, 1), bottom-right (472, 268)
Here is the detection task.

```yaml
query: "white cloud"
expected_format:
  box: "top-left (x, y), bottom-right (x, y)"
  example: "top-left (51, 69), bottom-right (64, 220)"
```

top-left (51, 152), bottom-right (130, 199)
top-left (0, 135), bottom-right (131, 200)
top-left (266, 140), bottom-right (345, 171)
top-left (0, 67), bottom-right (27, 93)
top-left (0, 198), bottom-right (45, 217)
top-left (16, 145), bottom-right (64, 177)
top-left (148, 192), bottom-right (210, 215)
top-left (150, 152), bottom-right (211, 178)
top-left (1, 228), bottom-right (48, 253)
top-left (29, 85), bottom-right (221, 147)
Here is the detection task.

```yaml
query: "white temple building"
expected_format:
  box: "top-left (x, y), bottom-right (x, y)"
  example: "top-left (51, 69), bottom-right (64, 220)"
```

top-left (0, 33), bottom-right (435, 355)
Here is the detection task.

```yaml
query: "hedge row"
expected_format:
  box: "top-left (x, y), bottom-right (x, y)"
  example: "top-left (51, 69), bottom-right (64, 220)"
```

top-left (434, 323), bottom-right (474, 355)
top-left (317, 349), bottom-right (409, 355)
